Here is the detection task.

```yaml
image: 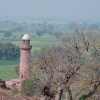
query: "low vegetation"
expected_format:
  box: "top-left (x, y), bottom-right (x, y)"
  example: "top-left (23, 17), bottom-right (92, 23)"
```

top-left (11, 84), bottom-right (19, 94)
top-left (21, 79), bottom-right (37, 96)
top-left (0, 60), bottom-right (19, 80)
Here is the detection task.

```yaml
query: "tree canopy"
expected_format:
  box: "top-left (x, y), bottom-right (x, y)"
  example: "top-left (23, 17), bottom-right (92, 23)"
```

top-left (53, 31), bottom-right (63, 39)
top-left (0, 43), bottom-right (20, 60)
top-left (32, 27), bottom-right (100, 100)
top-left (4, 30), bottom-right (12, 37)
top-left (36, 30), bottom-right (44, 37)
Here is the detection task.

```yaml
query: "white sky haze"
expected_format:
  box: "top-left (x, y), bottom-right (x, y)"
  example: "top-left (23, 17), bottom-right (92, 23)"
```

top-left (0, 0), bottom-right (100, 21)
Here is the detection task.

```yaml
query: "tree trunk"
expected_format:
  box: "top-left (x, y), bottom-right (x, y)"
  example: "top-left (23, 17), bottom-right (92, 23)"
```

top-left (66, 86), bottom-right (73, 100)
top-left (54, 87), bottom-right (63, 100)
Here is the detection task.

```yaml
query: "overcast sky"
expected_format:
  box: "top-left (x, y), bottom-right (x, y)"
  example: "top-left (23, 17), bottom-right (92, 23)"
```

top-left (0, 0), bottom-right (100, 21)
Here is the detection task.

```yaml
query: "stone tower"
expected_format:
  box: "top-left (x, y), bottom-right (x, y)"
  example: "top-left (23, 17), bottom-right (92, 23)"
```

top-left (19, 34), bottom-right (32, 80)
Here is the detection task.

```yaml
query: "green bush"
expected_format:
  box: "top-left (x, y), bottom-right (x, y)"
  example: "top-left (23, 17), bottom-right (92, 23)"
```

top-left (11, 84), bottom-right (19, 94)
top-left (79, 96), bottom-right (85, 100)
top-left (14, 64), bottom-right (20, 75)
top-left (21, 79), bottom-right (37, 96)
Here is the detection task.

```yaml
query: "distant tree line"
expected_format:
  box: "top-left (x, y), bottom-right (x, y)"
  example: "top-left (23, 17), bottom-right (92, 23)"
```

top-left (0, 43), bottom-right (20, 60)
top-left (68, 22), bottom-right (99, 30)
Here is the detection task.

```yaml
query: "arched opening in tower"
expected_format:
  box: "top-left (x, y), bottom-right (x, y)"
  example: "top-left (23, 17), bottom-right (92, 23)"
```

top-left (21, 75), bottom-right (23, 79)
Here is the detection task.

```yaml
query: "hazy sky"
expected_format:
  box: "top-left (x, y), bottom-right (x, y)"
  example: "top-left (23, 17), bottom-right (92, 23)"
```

top-left (0, 0), bottom-right (100, 20)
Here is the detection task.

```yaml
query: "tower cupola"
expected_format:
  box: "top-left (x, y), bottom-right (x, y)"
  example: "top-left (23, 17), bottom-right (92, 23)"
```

top-left (22, 34), bottom-right (30, 45)
top-left (20, 34), bottom-right (32, 50)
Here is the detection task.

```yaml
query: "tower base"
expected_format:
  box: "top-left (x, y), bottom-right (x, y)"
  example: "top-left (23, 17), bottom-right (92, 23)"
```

top-left (5, 79), bottom-right (22, 91)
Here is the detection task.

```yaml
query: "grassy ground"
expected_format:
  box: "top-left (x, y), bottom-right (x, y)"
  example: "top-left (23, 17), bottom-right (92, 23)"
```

top-left (0, 60), bottom-right (19, 80)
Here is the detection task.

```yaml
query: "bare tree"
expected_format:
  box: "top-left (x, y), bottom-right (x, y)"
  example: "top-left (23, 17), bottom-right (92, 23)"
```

top-left (32, 27), bottom-right (100, 100)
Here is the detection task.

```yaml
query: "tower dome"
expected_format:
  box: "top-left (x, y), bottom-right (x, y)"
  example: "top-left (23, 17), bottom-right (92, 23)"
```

top-left (22, 34), bottom-right (30, 40)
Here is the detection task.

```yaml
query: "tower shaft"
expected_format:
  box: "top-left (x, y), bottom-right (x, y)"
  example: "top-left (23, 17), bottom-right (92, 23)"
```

top-left (19, 49), bottom-right (32, 80)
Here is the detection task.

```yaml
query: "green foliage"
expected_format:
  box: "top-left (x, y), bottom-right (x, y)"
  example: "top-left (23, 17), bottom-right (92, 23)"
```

top-left (47, 29), bottom-right (53, 35)
top-left (4, 30), bottom-right (12, 37)
top-left (21, 79), bottom-right (37, 96)
top-left (12, 24), bottom-right (23, 32)
top-left (36, 30), bottom-right (44, 37)
top-left (0, 30), bottom-right (5, 33)
top-left (11, 84), bottom-right (19, 94)
top-left (14, 64), bottom-right (20, 75)
top-left (31, 23), bottom-right (36, 27)
top-left (37, 23), bottom-right (42, 27)
top-left (13, 35), bottom-right (16, 38)
top-left (43, 28), bottom-right (47, 33)
top-left (88, 23), bottom-right (98, 30)
top-left (79, 96), bottom-right (85, 100)
top-left (53, 31), bottom-right (63, 39)
top-left (61, 91), bottom-right (66, 99)
top-left (0, 43), bottom-right (20, 60)
top-left (47, 24), bottom-right (54, 30)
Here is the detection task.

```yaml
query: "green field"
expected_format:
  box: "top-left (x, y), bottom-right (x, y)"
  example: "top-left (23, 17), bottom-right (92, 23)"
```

top-left (0, 60), bottom-right (19, 80)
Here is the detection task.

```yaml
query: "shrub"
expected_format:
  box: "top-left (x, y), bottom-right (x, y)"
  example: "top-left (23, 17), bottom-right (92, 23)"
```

top-left (14, 64), bottom-right (20, 75)
top-left (11, 84), bottom-right (19, 94)
top-left (21, 79), bottom-right (37, 96)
